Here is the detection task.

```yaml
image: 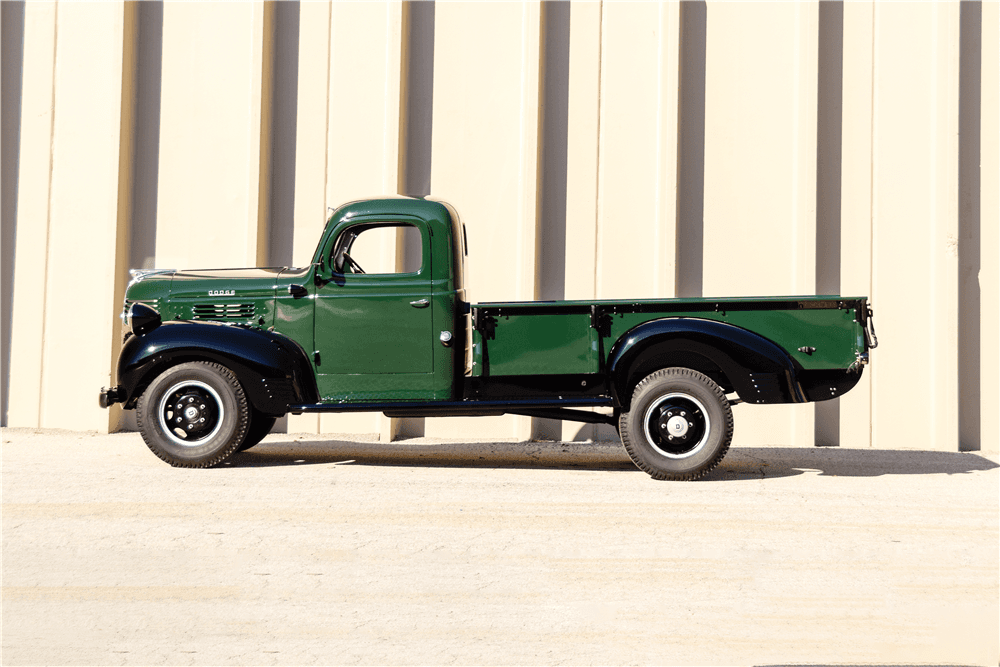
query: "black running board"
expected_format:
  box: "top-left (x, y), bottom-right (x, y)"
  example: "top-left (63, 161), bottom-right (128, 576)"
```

top-left (288, 397), bottom-right (614, 424)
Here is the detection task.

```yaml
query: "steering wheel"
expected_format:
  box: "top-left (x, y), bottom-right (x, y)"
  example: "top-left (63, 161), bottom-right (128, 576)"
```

top-left (343, 252), bottom-right (366, 274)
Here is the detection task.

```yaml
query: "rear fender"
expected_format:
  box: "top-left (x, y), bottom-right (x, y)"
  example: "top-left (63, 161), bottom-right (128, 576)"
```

top-left (117, 321), bottom-right (317, 415)
top-left (607, 317), bottom-right (804, 409)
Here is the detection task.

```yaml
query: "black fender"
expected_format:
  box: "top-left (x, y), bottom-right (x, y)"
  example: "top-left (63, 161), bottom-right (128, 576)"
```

top-left (607, 317), bottom-right (806, 408)
top-left (116, 321), bottom-right (318, 415)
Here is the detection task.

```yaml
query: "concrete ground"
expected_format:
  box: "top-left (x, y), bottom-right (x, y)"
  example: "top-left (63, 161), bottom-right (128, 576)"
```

top-left (2, 427), bottom-right (998, 666)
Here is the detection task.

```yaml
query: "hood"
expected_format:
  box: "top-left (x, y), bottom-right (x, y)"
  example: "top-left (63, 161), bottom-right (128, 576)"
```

top-left (124, 267), bottom-right (306, 328)
top-left (169, 267), bottom-right (288, 300)
top-left (125, 267), bottom-right (293, 302)
top-left (125, 268), bottom-right (174, 303)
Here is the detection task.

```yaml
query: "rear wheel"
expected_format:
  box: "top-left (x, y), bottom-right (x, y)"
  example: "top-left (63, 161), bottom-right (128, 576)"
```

top-left (136, 361), bottom-right (249, 468)
top-left (618, 367), bottom-right (733, 480)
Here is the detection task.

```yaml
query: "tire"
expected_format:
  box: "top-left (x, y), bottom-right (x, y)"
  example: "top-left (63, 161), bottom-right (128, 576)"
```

top-left (136, 361), bottom-right (250, 468)
top-left (236, 409), bottom-right (276, 452)
top-left (618, 367), bottom-right (733, 480)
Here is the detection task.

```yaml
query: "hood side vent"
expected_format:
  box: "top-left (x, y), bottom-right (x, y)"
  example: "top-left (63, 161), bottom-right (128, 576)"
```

top-left (192, 303), bottom-right (256, 320)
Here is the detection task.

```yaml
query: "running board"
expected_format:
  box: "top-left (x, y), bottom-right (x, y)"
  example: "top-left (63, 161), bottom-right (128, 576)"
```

top-left (288, 397), bottom-right (614, 422)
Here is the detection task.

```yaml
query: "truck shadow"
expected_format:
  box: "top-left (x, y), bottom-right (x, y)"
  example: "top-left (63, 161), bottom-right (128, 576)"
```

top-left (227, 439), bottom-right (637, 473)
top-left (226, 439), bottom-right (998, 480)
top-left (713, 447), bottom-right (998, 480)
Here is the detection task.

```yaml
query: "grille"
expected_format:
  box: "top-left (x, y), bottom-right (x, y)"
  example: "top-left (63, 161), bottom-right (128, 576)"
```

top-left (192, 303), bottom-right (256, 320)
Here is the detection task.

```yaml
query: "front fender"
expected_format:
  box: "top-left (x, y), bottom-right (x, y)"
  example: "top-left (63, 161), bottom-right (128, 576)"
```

top-left (117, 321), bottom-right (317, 415)
top-left (607, 317), bottom-right (805, 407)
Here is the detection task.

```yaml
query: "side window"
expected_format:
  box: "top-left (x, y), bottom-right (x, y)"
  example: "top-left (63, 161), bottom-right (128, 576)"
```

top-left (332, 224), bottom-right (422, 275)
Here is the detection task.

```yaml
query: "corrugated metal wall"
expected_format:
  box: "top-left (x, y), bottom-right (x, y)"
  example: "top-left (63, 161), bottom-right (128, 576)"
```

top-left (2, 1), bottom-right (997, 452)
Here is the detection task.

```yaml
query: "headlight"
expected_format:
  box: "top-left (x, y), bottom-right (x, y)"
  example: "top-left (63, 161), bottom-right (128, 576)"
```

top-left (127, 302), bottom-right (162, 336)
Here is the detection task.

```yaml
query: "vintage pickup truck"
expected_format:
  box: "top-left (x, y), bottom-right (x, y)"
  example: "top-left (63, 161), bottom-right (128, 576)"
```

top-left (100, 197), bottom-right (876, 479)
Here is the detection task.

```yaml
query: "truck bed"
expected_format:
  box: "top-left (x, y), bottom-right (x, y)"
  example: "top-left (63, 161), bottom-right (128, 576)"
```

top-left (471, 295), bottom-right (868, 377)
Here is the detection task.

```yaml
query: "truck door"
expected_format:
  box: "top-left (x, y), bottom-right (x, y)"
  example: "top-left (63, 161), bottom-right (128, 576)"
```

top-left (313, 221), bottom-right (437, 401)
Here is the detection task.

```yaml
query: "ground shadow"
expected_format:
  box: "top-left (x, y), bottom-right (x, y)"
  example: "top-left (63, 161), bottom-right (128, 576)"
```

top-left (226, 438), bottom-right (637, 473)
top-left (758, 664), bottom-right (981, 667)
top-left (225, 439), bottom-right (998, 480)
top-left (716, 447), bottom-right (998, 481)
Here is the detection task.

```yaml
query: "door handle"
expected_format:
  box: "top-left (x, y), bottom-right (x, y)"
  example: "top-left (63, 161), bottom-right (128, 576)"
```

top-left (410, 299), bottom-right (429, 308)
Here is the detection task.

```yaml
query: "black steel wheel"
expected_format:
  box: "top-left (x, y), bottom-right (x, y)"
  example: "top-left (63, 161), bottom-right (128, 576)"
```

top-left (136, 361), bottom-right (249, 468)
top-left (236, 409), bottom-right (277, 452)
top-left (618, 367), bottom-right (733, 480)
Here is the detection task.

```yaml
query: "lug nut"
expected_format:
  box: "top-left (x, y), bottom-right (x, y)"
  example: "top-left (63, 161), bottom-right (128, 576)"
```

top-left (680, 411), bottom-right (686, 416)
top-left (176, 417), bottom-right (182, 423)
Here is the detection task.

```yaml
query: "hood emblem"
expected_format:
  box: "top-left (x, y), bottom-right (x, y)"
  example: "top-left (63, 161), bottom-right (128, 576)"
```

top-left (208, 289), bottom-right (235, 297)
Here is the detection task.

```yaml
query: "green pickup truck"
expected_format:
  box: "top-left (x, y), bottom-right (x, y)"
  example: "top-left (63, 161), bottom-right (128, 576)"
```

top-left (100, 197), bottom-right (876, 479)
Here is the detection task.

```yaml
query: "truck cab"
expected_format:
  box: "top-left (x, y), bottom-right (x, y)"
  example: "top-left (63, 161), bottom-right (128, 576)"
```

top-left (275, 198), bottom-right (467, 403)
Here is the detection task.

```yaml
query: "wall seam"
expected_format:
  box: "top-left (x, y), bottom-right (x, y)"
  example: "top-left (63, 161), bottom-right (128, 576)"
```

top-left (672, 2), bottom-right (682, 298)
top-left (792, 1), bottom-right (801, 295)
top-left (245, 2), bottom-right (256, 264)
top-left (383, 3), bottom-right (393, 193)
top-left (322, 1), bottom-right (332, 214)
top-left (516, 1), bottom-right (528, 301)
top-left (37, 1), bottom-right (60, 427)
top-left (930, 4), bottom-right (941, 446)
top-left (868, 0), bottom-right (876, 448)
top-left (110, 1), bottom-right (139, 432)
top-left (653, 2), bottom-right (664, 298)
top-left (534, 1), bottom-right (547, 301)
top-left (0, 2), bottom-right (25, 427)
top-left (593, 0), bottom-right (604, 299)
top-left (256, 1), bottom-right (276, 266)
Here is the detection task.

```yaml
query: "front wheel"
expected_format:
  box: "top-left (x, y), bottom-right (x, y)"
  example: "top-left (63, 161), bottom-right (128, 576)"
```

top-left (136, 361), bottom-right (250, 468)
top-left (236, 409), bottom-right (277, 452)
top-left (618, 368), bottom-right (733, 480)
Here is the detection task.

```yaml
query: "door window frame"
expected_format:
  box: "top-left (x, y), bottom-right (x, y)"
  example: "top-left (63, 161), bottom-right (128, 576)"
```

top-left (327, 221), bottom-right (428, 281)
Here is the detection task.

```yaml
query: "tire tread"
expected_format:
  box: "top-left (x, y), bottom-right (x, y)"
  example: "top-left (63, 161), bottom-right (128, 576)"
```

top-left (618, 367), bottom-right (733, 480)
top-left (136, 361), bottom-right (249, 468)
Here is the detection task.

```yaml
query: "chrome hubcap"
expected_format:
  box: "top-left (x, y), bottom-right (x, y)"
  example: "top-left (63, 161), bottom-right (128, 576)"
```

top-left (643, 393), bottom-right (711, 459)
top-left (158, 380), bottom-right (224, 447)
top-left (666, 415), bottom-right (689, 437)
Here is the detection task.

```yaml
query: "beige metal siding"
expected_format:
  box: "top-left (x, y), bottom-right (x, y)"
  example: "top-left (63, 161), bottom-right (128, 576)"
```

top-left (1, 1), bottom-right (996, 453)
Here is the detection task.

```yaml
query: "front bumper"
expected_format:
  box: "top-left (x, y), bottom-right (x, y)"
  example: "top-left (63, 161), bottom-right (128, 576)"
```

top-left (98, 386), bottom-right (123, 409)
